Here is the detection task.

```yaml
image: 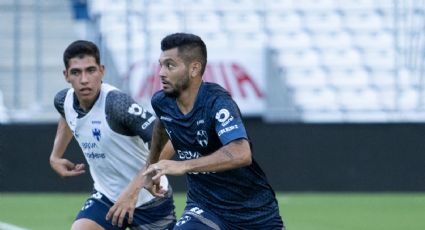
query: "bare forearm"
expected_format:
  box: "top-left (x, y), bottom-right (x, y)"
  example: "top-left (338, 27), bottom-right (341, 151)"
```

top-left (50, 117), bottom-right (73, 161)
top-left (159, 141), bottom-right (175, 160)
top-left (184, 139), bottom-right (252, 173)
top-left (148, 119), bottom-right (169, 164)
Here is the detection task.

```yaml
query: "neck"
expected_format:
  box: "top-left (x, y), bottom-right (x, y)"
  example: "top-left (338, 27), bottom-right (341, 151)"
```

top-left (176, 81), bottom-right (201, 115)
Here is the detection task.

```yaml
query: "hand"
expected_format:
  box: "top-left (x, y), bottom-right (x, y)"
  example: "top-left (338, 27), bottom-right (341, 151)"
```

top-left (143, 171), bottom-right (166, 198)
top-left (106, 188), bottom-right (138, 227)
top-left (143, 160), bottom-right (186, 181)
top-left (49, 158), bottom-right (85, 177)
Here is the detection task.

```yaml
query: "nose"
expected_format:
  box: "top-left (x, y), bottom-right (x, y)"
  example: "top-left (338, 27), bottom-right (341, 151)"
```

top-left (159, 65), bottom-right (167, 79)
top-left (80, 71), bottom-right (89, 84)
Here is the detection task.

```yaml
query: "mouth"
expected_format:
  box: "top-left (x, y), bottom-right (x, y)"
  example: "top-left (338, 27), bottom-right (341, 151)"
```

top-left (79, 87), bottom-right (92, 95)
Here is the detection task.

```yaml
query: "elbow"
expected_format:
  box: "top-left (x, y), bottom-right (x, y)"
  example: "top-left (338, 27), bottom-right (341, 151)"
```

top-left (239, 150), bottom-right (252, 167)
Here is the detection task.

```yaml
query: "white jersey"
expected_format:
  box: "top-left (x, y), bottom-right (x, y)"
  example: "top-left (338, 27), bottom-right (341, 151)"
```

top-left (62, 83), bottom-right (168, 206)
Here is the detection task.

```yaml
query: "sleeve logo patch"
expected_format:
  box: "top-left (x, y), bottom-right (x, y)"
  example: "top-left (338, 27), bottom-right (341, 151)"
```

top-left (128, 103), bottom-right (147, 119)
top-left (215, 108), bottom-right (230, 123)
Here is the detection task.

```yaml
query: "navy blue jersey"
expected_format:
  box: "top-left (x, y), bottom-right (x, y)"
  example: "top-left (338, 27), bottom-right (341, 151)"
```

top-left (152, 82), bottom-right (280, 226)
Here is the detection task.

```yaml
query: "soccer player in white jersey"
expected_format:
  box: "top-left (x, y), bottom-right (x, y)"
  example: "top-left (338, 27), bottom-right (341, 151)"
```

top-left (142, 33), bottom-right (285, 229)
top-left (49, 40), bottom-right (176, 230)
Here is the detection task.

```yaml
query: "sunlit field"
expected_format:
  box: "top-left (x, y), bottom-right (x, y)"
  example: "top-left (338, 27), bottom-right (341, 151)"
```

top-left (1, 192), bottom-right (424, 230)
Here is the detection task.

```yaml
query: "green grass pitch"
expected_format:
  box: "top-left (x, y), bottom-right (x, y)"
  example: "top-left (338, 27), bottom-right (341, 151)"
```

top-left (1, 192), bottom-right (424, 230)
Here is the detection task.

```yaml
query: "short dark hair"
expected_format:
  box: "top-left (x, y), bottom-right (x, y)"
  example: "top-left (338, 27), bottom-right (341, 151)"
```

top-left (161, 33), bottom-right (207, 76)
top-left (63, 40), bottom-right (100, 69)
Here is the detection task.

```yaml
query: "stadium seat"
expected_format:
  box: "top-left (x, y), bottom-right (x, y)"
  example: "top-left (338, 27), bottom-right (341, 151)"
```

top-left (222, 12), bottom-right (263, 33)
top-left (292, 87), bottom-right (339, 111)
top-left (328, 68), bottom-right (370, 88)
top-left (185, 12), bottom-right (222, 33)
top-left (303, 11), bottom-right (343, 32)
top-left (310, 31), bottom-right (353, 49)
top-left (338, 88), bottom-right (381, 110)
top-left (265, 11), bottom-right (302, 32)
top-left (270, 31), bottom-right (312, 49)
top-left (278, 49), bottom-right (320, 68)
top-left (283, 67), bottom-right (328, 88)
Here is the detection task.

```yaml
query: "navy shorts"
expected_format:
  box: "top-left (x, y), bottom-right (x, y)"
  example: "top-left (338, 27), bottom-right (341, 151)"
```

top-left (76, 190), bottom-right (176, 230)
top-left (173, 202), bottom-right (285, 230)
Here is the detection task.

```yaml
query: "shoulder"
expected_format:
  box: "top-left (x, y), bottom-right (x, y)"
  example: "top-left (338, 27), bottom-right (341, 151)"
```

top-left (204, 82), bottom-right (231, 100)
top-left (105, 89), bottom-right (134, 104)
top-left (151, 90), bottom-right (166, 105)
top-left (151, 90), bottom-right (170, 112)
top-left (54, 88), bottom-right (70, 104)
top-left (54, 88), bottom-right (70, 117)
top-left (105, 90), bottom-right (140, 117)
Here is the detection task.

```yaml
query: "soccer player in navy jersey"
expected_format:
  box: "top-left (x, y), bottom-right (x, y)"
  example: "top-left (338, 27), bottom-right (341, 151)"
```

top-left (49, 40), bottom-right (176, 229)
top-left (143, 33), bottom-right (285, 229)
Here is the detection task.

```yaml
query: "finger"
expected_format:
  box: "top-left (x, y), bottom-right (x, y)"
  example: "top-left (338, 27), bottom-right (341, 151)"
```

top-left (142, 166), bottom-right (156, 176)
top-left (106, 205), bottom-right (116, 220)
top-left (152, 185), bottom-right (165, 197)
top-left (152, 171), bottom-right (164, 181)
top-left (117, 209), bottom-right (127, 227)
top-left (75, 163), bottom-right (85, 171)
top-left (66, 170), bottom-right (86, 177)
top-left (63, 161), bottom-right (76, 169)
top-left (111, 208), bottom-right (121, 226)
top-left (128, 209), bottom-right (134, 224)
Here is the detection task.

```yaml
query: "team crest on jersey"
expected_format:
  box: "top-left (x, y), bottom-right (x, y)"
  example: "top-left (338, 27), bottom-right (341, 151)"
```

top-left (92, 128), bottom-right (101, 141)
top-left (196, 130), bottom-right (208, 147)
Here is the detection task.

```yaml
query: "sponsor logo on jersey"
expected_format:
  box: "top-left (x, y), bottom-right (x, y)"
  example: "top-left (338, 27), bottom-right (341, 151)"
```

top-left (91, 192), bottom-right (102, 199)
top-left (176, 215), bottom-right (191, 226)
top-left (81, 142), bottom-right (97, 150)
top-left (196, 119), bottom-right (205, 125)
top-left (128, 103), bottom-right (147, 119)
top-left (217, 124), bottom-right (239, 136)
top-left (81, 200), bottom-right (94, 210)
top-left (177, 149), bottom-right (215, 175)
top-left (196, 130), bottom-right (208, 147)
top-left (85, 152), bottom-right (106, 159)
top-left (160, 116), bottom-right (172, 122)
top-left (215, 109), bottom-right (230, 122)
top-left (189, 207), bottom-right (204, 216)
top-left (91, 120), bottom-right (101, 124)
top-left (92, 128), bottom-right (101, 141)
top-left (215, 108), bottom-right (234, 126)
top-left (141, 115), bottom-right (156, 129)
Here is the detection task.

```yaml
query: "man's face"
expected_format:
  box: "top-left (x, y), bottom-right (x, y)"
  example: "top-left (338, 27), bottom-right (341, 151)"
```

top-left (64, 55), bottom-right (104, 108)
top-left (158, 48), bottom-right (190, 98)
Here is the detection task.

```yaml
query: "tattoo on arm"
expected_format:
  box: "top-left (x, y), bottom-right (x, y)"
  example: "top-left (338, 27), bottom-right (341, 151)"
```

top-left (221, 149), bottom-right (234, 160)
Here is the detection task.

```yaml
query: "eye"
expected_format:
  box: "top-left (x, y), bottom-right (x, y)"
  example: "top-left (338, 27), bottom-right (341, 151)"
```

top-left (70, 70), bottom-right (79, 76)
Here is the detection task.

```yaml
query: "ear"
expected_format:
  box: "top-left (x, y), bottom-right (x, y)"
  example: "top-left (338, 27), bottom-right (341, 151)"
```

top-left (99, 64), bottom-right (105, 79)
top-left (63, 70), bottom-right (70, 83)
top-left (190, 61), bottom-right (202, 77)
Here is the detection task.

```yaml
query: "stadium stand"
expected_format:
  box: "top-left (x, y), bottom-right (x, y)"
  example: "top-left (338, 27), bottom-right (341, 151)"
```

top-left (2, 0), bottom-right (425, 122)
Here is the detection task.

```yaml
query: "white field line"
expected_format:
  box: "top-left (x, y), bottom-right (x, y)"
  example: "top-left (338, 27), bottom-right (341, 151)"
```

top-left (0, 221), bottom-right (29, 230)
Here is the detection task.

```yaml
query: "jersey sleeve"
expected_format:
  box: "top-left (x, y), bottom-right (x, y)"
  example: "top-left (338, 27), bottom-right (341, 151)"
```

top-left (212, 95), bottom-right (248, 145)
top-left (53, 89), bottom-right (69, 118)
top-left (105, 90), bottom-right (156, 142)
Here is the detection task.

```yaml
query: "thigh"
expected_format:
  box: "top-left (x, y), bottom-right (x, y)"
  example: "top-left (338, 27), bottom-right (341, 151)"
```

top-left (173, 204), bottom-right (225, 230)
top-left (71, 218), bottom-right (105, 230)
top-left (75, 192), bottom-right (125, 230)
top-left (129, 192), bottom-right (176, 230)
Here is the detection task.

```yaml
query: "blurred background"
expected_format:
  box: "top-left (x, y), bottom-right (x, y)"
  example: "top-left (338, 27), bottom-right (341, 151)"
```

top-left (1, 0), bottom-right (425, 229)
top-left (1, 0), bottom-right (425, 228)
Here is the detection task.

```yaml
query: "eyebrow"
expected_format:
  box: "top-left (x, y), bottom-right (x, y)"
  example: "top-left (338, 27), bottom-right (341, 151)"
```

top-left (69, 66), bottom-right (97, 72)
